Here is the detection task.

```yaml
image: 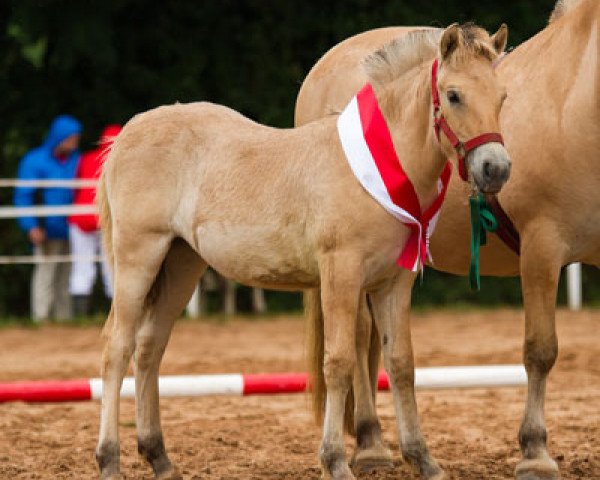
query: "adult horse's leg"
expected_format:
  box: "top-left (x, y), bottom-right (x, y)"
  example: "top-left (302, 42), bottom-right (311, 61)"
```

top-left (370, 272), bottom-right (444, 480)
top-left (96, 233), bottom-right (174, 480)
top-left (515, 221), bottom-right (565, 480)
top-left (319, 253), bottom-right (361, 480)
top-left (134, 239), bottom-right (207, 479)
top-left (351, 293), bottom-right (392, 471)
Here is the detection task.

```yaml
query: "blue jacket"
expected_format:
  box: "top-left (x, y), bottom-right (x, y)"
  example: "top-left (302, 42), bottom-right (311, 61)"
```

top-left (13, 115), bottom-right (82, 240)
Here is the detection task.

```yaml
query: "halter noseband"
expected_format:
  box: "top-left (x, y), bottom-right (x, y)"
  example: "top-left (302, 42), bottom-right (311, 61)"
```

top-left (431, 58), bottom-right (504, 181)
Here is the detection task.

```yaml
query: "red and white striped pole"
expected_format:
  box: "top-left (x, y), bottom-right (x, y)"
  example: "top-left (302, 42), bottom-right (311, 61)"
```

top-left (0, 365), bottom-right (527, 403)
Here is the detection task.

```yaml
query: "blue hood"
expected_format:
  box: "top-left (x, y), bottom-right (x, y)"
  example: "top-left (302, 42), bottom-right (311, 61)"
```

top-left (43, 114), bottom-right (82, 151)
top-left (14, 114), bottom-right (82, 240)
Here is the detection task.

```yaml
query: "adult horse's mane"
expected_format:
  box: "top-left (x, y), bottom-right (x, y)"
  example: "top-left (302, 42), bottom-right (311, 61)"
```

top-left (549, 0), bottom-right (586, 23)
top-left (363, 24), bottom-right (499, 88)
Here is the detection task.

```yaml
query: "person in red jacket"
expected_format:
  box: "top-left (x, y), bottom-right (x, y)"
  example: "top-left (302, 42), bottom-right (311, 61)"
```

top-left (68, 125), bottom-right (121, 316)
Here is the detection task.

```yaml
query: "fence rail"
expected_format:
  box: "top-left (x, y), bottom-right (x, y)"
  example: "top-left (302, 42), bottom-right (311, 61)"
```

top-left (0, 178), bottom-right (585, 310)
top-left (0, 255), bottom-right (102, 265)
top-left (0, 204), bottom-right (97, 219)
top-left (0, 179), bottom-right (98, 188)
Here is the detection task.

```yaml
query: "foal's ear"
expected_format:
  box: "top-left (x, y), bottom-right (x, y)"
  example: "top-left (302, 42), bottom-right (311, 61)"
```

top-left (491, 23), bottom-right (508, 54)
top-left (440, 23), bottom-right (461, 60)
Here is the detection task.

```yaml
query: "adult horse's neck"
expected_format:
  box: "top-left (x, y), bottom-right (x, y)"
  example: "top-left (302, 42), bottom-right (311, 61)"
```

top-left (494, 0), bottom-right (598, 191)
top-left (372, 61), bottom-right (446, 210)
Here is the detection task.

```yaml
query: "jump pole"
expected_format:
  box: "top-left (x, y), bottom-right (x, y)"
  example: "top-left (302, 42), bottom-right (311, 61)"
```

top-left (0, 365), bottom-right (526, 403)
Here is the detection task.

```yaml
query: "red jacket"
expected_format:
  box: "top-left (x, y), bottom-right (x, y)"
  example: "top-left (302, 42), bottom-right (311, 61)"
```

top-left (68, 125), bottom-right (121, 232)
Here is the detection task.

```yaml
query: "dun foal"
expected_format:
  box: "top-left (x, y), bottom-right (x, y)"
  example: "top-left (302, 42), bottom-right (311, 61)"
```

top-left (96, 24), bottom-right (509, 480)
top-left (296, 2), bottom-right (600, 479)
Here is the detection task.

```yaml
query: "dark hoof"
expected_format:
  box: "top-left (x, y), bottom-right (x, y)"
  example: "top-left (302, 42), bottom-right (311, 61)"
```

top-left (351, 443), bottom-right (394, 473)
top-left (321, 465), bottom-right (355, 480)
top-left (515, 458), bottom-right (559, 480)
top-left (426, 471), bottom-right (447, 480)
top-left (157, 467), bottom-right (183, 480)
top-left (321, 452), bottom-right (355, 480)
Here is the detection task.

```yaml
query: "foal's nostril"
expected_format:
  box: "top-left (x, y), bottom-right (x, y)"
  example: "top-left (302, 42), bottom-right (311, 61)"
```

top-left (483, 161), bottom-right (494, 180)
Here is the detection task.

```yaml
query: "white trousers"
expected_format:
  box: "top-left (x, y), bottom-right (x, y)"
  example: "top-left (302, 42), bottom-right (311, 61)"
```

top-left (68, 225), bottom-right (112, 297)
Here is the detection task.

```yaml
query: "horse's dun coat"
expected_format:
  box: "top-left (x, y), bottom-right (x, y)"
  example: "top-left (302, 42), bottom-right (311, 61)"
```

top-left (95, 24), bottom-right (510, 480)
top-left (296, 1), bottom-right (600, 479)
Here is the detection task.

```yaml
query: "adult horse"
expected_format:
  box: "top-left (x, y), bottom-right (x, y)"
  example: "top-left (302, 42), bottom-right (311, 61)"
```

top-left (296, 1), bottom-right (600, 479)
top-left (95, 24), bottom-right (510, 480)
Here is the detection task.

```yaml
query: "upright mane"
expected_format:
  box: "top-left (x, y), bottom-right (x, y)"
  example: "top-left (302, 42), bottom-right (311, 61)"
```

top-left (362, 29), bottom-right (440, 87)
top-left (363, 24), bottom-right (500, 88)
top-left (549, 0), bottom-right (586, 23)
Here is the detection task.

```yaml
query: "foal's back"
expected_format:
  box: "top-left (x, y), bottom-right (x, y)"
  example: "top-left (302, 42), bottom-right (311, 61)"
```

top-left (103, 101), bottom-right (397, 289)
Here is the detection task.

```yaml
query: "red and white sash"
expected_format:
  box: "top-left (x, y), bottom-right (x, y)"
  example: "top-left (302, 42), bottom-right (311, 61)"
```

top-left (337, 83), bottom-right (452, 272)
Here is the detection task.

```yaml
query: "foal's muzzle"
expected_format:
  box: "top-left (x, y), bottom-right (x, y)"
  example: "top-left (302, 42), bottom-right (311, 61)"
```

top-left (467, 142), bottom-right (511, 193)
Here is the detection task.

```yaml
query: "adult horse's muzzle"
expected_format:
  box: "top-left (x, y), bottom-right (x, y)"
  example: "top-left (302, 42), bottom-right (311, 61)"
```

top-left (467, 142), bottom-right (511, 193)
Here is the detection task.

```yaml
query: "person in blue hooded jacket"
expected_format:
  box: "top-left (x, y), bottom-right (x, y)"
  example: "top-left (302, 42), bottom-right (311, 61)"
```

top-left (14, 114), bottom-right (82, 322)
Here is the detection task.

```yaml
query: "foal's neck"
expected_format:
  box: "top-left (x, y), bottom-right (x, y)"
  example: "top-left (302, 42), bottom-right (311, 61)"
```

top-left (374, 62), bottom-right (446, 211)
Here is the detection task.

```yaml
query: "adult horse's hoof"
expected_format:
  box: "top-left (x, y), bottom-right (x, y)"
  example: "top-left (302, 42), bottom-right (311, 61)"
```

top-left (515, 458), bottom-right (559, 480)
top-left (351, 443), bottom-right (394, 473)
top-left (101, 475), bottom-right (124, 480)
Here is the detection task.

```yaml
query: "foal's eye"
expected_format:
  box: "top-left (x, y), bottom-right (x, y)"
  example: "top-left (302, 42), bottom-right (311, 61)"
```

top-left (447, 90), bottom-right (461, 105)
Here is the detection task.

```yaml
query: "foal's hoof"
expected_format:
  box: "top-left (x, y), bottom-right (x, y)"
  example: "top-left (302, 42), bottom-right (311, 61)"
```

top-left (321, 462), bottom-right (355, 480)
top-left (351, 443), bottom-right (394, 473)
top-left (101, 475), bottom-right (124, 480)
top-left (420, 460), bottom-right (446, 480)
top-left (156, 466), bottom-right (183, 480)
top-left (515, 458), bottom-right (559, 480)
top-left (426, 471), bottom-right (447, 480)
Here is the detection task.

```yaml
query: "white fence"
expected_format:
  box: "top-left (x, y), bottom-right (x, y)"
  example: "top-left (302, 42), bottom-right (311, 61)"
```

top-left (0, 178), bottom-right (584, 310)
top-left (1, 179), bottom-right (100, 266)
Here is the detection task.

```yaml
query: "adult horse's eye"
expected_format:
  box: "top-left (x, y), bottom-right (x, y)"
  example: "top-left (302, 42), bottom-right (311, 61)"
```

top-left (447, 90), bottom-right (461, 105)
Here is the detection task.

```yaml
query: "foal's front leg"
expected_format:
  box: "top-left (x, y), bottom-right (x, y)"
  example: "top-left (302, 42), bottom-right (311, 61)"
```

top-left (319, 254), bottom-right (361, 480)
top-left (370, 272), bottom-right (445, 480)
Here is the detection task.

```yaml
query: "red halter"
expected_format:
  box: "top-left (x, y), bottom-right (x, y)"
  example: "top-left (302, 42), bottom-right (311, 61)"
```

top-left (431, 58), bottom-right (504, 181)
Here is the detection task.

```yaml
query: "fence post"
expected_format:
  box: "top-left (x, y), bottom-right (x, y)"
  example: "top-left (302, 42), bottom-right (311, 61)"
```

top-left (186, 283), bottom-right (201, 317)
top-left (566, 263), bottom-right (582, 311)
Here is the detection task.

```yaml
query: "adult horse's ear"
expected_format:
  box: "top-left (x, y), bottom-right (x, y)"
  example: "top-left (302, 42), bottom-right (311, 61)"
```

top-left (491, 24), bottom-right (508, 54)
top-left (440, 23), bottom-right (461, 60)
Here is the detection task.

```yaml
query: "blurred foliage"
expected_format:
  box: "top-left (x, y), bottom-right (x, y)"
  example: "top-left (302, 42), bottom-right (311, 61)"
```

top-left (0, 0), bottom-right (597, 317)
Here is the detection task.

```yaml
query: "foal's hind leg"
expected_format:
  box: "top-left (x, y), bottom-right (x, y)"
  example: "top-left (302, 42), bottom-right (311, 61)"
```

top-left (370, 272), bottom-right (444, 480)
top-left (351, 293), bottom-right (392, 472)
top-left (134, 239), bottom-right (207, 479)
top-left (319, 253), bottom-right (361, 480)
top-left (96, 234), bottom-right (174, 479)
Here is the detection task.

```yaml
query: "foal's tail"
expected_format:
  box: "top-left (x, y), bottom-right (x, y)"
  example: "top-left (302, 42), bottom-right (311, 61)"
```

top-left (96, 172), bottom-right (114, 271)
top-left (96, 166), bottom-right (115, 337)
top-left (305, 288), bottom-right (355, 434)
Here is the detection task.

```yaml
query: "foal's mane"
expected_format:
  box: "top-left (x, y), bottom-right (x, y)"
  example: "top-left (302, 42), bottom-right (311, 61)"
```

top-left (363, 24), bottom-right (499, 88)
top-left (549, 0), bottom-right (587, 23)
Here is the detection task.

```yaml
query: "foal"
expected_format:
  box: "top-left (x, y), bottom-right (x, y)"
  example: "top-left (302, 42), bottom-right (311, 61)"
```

top-left (96, 24), bottom-right (509, 480)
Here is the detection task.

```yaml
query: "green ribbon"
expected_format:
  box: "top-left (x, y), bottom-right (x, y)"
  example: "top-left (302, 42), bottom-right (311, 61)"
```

top-left (469, 193), bottom-right (498, 291)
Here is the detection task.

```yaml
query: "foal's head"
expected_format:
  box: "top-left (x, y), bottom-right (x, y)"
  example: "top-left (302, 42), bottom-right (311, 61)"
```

top-left (434, 23), bottom-right (511, 192)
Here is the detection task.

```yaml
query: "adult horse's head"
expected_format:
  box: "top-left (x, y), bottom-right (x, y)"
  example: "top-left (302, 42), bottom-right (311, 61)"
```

top-left (433, 23), bottom-right (511, 193)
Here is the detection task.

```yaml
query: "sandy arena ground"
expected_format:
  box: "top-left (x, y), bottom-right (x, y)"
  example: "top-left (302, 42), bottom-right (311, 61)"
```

top-left (0, 308), bottom-right (599, 479)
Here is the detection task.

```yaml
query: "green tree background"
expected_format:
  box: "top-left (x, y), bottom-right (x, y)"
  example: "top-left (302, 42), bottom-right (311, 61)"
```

top-left (0, 1), bottom-right (597, 316)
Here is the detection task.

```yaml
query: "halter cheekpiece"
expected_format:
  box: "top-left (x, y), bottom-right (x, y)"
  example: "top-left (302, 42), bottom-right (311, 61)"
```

top-left (430, 58), bottom-right (504, 181)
